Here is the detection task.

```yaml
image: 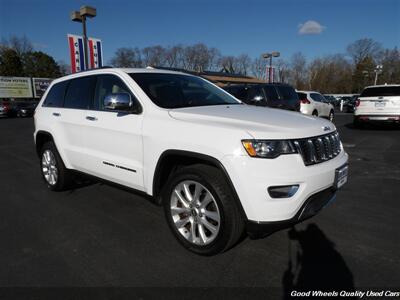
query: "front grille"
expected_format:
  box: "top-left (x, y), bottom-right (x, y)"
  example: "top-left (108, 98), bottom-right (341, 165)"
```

top-left (293, 131), bottom-right (342, 166)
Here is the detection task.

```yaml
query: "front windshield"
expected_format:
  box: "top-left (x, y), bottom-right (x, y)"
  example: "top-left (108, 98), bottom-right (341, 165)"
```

top-left (129, 73), bottom-right (240, 109)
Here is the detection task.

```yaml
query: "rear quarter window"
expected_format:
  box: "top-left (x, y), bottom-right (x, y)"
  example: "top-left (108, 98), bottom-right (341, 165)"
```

top-left (42, 81), bottom-right (68, 107)
top-left (360, 86), bottom-right (400, 97)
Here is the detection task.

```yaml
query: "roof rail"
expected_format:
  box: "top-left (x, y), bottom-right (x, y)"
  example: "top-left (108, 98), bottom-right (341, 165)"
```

top-left (74, 66), bottom-right (114, 74)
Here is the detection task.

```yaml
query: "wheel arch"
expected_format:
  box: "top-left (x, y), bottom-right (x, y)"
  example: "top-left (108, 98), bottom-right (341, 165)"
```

top-left (152, 149), bottom-right (248, 220)
top-left (35, 130), bottom-right (54, 157)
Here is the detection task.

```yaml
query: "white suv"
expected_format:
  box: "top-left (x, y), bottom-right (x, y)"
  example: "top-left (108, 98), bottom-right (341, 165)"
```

top-left (297, 91), bottom-right (335, 121)
top-left (34, 68), bottom-right (348, 255)
top-left (354, 85), bottom-right (400, 126)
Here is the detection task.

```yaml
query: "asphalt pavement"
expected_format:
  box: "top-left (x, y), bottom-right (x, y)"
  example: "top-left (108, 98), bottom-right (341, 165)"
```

top-left (0, 114), bottom-right (399, 298)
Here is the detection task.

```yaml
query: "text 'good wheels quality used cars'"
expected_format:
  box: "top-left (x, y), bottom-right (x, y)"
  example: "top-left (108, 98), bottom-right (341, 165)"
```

top-left (34, 68), bottom-right (348, 255)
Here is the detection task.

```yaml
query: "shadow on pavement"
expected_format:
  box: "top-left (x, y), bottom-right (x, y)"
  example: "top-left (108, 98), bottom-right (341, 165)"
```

top-left (282, 224), bottom-right (354, 298)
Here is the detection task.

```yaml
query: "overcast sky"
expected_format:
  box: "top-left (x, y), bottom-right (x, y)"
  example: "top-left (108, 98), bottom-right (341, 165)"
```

top-left (0, 0), bottom-right (399, 64)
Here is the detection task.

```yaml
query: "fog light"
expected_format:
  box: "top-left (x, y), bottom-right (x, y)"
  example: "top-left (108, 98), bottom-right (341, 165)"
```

top-left (268, 185), bottom-right (299, 198)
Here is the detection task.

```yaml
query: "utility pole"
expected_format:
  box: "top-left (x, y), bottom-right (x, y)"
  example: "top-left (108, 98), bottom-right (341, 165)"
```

top-left (374, 65), bottom-right (383, 85)
top-left (262, 51), bottom-right (280, 83)
top-left (71, 6), bottom-right (97, 70)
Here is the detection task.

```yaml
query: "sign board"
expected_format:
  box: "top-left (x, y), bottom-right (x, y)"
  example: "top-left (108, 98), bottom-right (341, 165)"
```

top-left (67, 34), bottom-right (103, 73)
top-left (33, 78), bottom-right (53, 98)
top-left (0, 77), bottom-right (33, 98)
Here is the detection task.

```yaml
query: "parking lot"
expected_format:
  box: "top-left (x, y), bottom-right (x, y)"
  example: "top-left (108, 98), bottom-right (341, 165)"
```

top-left (0, 114), bottom-right (399, 296)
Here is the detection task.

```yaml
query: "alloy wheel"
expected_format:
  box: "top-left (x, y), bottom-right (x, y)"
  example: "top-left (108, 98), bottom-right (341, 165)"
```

top-left (170, 180), bottom-right (221, 245)
top-left (42, 150), bottom-right (58, 185)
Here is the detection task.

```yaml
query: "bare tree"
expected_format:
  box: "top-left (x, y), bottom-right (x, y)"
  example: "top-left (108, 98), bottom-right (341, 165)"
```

top-left (142, 45), bottom-right (166, 67)
top-left (164, 45), bottom-right (184, 68)
top-left (110, 47), bottom-right (142, 67)
top-left (235, 54), bottom-right (251, 75)
top-left (1, 35), bottom-right (33, 56)
top-left (347, 38), bottom-right (382, 64)
top-left (289, 52), bottom-right (308, 89)
top-left (275, 58), bottom-right (289, 83)
top-left (251, 57), bottom-right (267, 80)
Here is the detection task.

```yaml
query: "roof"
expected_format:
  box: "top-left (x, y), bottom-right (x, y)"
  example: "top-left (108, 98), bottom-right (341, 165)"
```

top-left (365, 84), bottom-right (400, 88)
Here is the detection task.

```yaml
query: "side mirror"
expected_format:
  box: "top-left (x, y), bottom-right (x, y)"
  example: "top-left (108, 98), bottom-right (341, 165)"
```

top-left (104, 93), bottom-right (132, 111)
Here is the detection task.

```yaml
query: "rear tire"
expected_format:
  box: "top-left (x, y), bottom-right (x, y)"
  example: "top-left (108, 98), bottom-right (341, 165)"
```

top-left (40, 141), bottom-right (73, 191)
top-left (353, 116), bottom-right (364, 129)
top-left (162, 164), bottom-right (244, 255)
top-left (312, 110), bottom-right (318, 117)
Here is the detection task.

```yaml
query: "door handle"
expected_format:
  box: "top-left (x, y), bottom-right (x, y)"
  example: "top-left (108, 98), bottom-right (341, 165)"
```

top-left (86, 116), bottom-right (97, 121)
top-left (52, 112), bottom-right (61, 117)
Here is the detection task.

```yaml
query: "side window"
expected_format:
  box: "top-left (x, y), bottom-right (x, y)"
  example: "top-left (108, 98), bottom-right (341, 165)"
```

top-left (246, 87), bottom-right (266, 106)
top-left (64, 76), bottom-right (96, 109)
top-left (42, 81), bottom-right (68, 107)
top-left (310, 93), bottom-right (321, 102)
top-left (93, 75), bottom-right (141, 112)
top-left (263, 86), bottom-right (279, 101)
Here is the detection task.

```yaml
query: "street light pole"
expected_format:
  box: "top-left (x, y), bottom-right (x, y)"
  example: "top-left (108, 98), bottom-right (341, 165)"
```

top-left (262, 51), bottom-right (280, 83)
top-left (81, 15), bottom-right (88, 71)
top-left (374, 65), bottom-right (383, 85)
top-left (71, 6), bottom-right (96, 70)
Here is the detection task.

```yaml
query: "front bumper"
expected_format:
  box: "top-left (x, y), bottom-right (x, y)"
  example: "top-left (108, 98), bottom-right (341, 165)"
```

top-left (221, 150), bottom-right (348, 223)
top-left (246, 187), bottom-right (335, 238)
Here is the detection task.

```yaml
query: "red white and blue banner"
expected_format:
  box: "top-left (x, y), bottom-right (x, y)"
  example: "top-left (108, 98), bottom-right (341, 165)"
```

top-left (88, 37), bottom-right (103, 69)
top-left (67, 34), bottom-right (103, 73)
top-left (266, 66), bottom-right (276, 83)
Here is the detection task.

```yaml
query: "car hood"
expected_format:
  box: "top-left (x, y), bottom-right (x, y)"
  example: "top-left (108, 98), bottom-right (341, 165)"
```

top-left (168, 104), bottom-right (336, 139)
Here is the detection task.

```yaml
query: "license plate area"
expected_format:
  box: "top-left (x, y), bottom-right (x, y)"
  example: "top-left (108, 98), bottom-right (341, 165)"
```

top-left (375, 101), bottom-right (386, 108)
top-left (334, 164), bottom-right (348, 189)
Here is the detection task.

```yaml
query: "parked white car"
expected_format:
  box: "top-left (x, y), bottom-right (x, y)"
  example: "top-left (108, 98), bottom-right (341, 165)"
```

top-left (354, 84), bottom-right (400, 127)
top-left (297, 91), bottom-right (335, 121)
top-left (34, 68), bottom-right (348, 255)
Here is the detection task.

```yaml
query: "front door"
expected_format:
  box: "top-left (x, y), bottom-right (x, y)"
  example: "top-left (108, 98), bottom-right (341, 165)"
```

top-left (80, 74), bottom-right (145, 191)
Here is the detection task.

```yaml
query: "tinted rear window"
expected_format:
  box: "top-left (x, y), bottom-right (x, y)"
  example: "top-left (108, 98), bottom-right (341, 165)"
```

top-left (361, 86), bottom-right (400, 97)
top-left (43, 81), bottom-right (68, 107)
top-left (277, 86), bottom-right (298, 100)
top-left (64, 76), bottom-right (96, 109)
top-left (297, 92), bottom-right (307, 99)
top-left (225, 86), bottom-right (248, 100)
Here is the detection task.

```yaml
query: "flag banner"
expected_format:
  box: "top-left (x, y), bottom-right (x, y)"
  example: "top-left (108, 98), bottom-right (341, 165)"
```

top-left (68, 34), bottom-right (86, 73)
top-left (88, 37), bottom-right (103, 69)
top-left (266, 66), bottom-right (276, 83)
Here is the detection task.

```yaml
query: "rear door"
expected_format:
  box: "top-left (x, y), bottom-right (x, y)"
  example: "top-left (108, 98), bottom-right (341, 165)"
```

top-left (80, 74), bottom-right (145, 190)
top-left (357, 86), bottom-right (400, 115)
top-left (60, 76), bottom-right (97, 169)
top-left (275, 86), bottom-right (300, 111)
top-left (262, 85), bottom-right (280, 108)
top-left (310, 93), bottom-right (324, 116)
top-left (245, 86), bottom-right (267, 106)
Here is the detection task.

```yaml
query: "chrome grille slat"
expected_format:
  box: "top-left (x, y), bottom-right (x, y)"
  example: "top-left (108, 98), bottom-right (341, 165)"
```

top-left (294, 131), bottom-right (342, 166)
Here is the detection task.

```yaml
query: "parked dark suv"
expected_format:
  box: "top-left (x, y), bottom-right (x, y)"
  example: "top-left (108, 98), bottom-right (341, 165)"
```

top-left (223, 83), bottom-right (300, 111)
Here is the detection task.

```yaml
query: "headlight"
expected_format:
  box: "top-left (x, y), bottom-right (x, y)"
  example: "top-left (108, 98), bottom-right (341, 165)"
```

top-left (242, 140), bottom-right (297, 158)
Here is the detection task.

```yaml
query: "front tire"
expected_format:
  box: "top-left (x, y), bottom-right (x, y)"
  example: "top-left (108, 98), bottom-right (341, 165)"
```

top-left (40, 141), bottom-right (73, 191)
top-left (162, 164), bottom-right (244, 255)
